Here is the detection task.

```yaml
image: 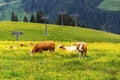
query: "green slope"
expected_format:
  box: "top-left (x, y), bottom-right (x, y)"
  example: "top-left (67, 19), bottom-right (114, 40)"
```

top-left (98, 0), bottom-right (120, 11)
top-left (0, 21), bottom-right (120, 43)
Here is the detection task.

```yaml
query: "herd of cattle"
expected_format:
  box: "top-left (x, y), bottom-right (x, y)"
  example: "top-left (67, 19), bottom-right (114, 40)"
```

top-left (10, 41), bottom-right (87, 58)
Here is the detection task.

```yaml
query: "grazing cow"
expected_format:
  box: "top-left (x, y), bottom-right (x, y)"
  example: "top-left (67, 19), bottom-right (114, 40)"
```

top-left (9, 46), bottom-right (16, 50)
top-left (19, 43), bottom-right (27, 47)
top-left (58, 44), bottom-right (77, 51)
top-left (71, 42), bottom-right (83, 46)
top-left (30, 41), bottom-right (55, 56)
top-left (74, 42), bottom-right (87, 58)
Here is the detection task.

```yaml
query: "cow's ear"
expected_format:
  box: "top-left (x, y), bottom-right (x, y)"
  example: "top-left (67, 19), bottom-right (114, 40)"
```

top-left (83, 45), bottom-right (85, 47)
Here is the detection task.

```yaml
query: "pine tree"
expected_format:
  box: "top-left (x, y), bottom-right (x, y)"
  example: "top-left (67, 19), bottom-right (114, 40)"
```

top-left (36, 11), bottom-right (44, 23)
top-left (23, 15), bottom-right (28, 22)
top-left (14, 15), bottom-right (19, 21)
top-left (56, 14), bottom-right (75, 26)
top-left (64, 14), bottom-right (75, 26)
top-left (11, 12), bottom-right (19, 21)
top-left (56, 14), bottom-right (62, 25)
top-left (11, 12), bottom-right (15, 21)
top-left (30, 14), bottom-right (36, 23)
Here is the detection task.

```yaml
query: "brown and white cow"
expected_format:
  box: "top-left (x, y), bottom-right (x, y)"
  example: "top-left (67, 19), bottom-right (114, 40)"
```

top-left (58, 44), bottom-right (77, 51)
top-left (30, 41), bottom-right (55, 56)
top-left (71, 42), bottom-right (87, 58)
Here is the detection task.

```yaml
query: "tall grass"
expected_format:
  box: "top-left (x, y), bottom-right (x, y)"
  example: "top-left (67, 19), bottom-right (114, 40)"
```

top-left (0, 41), bottom-right (120, 80)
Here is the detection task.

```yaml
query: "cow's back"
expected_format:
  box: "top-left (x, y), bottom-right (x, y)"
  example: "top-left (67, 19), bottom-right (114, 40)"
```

top-left (31, 41), bottom-right (55, 54)
top-left (37, 41), bottom-right (55, 49)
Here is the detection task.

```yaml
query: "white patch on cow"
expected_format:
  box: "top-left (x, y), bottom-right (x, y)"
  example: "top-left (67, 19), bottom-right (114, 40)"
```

top-left (65, 46), bottom-right (76, 51)
top-left (58, 44), bottom-right (77, 51)
top-left (79, 44), bottom-right (83, 51)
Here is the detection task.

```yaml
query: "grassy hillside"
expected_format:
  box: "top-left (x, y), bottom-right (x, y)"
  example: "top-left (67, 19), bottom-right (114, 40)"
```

top-left (98, 0), bottom-right (120, 11)
top-left (0, 22), bottom-right (120, 79)
top-left (0, 21), bottom-right (120, 43)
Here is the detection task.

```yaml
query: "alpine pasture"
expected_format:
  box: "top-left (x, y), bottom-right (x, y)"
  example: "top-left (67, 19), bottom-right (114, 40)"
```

top-left (0, 21), bottom-right (120, 80)
top-left (98, 0), bottom-right (120, 11)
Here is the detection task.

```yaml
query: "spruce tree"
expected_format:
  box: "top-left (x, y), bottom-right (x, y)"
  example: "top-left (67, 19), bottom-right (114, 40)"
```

top-left (36, 11), bottom-right (44, 23)
top-left (23, 15), bottom-right (28, 22)
top-left (64, 14), bottom-right (75, 26)
top-left (30, 14), bottom-right (36, 23)
top-left (56, 14), bottom-right (62, 25)
top-left (56, 14), bottom-right (75, 26)
top-left (11, 12), bottom-right (15, 21)
top-left (11, 12), bottom-right (19, 21)
top-left (14, 15), bottom-right (19, 21)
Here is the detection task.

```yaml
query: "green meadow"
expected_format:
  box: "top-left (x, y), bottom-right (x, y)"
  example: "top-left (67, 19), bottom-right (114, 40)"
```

top-left (0, 21), bottom-right (120, 80)
top-left (0, 41), bottom-right (120, 80)
top-left (0, 21), bottom-right (120, 42)
top-left (98, 0), bottom-right (120, 11)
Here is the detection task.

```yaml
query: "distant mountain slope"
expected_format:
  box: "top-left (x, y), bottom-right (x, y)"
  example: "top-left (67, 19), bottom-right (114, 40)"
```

top-left (0, 0), bottom-right (103, 21)
top-left (21, 0), bottom-right (103, 22)
top-left (0, 21), bottom-right (120, 43)
top-left (98, 0), bottom-right (120, 11)
top-left (0, 0), bottom-right (24, 20)
top-left (0, 0), bottom-right (25, 20)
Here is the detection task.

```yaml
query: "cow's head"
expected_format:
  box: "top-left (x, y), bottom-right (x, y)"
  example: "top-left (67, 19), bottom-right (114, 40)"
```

top-left (58, 44), bottom-right (65, 50)
top-left (77, 44), bottom-right (84, 52)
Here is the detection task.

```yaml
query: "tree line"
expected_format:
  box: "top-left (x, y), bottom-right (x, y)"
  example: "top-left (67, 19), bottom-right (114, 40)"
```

top-left (11, 11), bottom-right (81, 27)
top-left (11, 11), bottom-right (45, 23)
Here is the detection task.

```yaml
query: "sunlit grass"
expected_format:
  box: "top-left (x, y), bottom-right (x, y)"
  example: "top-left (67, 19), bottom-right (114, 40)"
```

top-left (0, 41), bottom-right (120, 80)
top-left (0, 21), bottom-right (120, 42)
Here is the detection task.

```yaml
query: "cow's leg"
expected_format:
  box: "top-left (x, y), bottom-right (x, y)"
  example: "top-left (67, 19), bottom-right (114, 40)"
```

top-left (52, 48), bottom-right (55, 52)
top-left (38, 49), bottom-right (42, 53)
top-left (78, 52), bottom-right (82, 58)
top-left (84, 51), bottom-right (87, 59)
top-left (81, 51), bottom-right (84, 57)
top-left (49, 48), bottom-right (55, 52)
top-left (30, 49), bottom-right (36, 56)
top-left (49, 49), bottom-right (52, 52)
top-left (84, 52), bottom-right (86, 57)
top-left (78, 53), bottom-right (81, 58)
top-left (82, 51), bottom-right (87, 59)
